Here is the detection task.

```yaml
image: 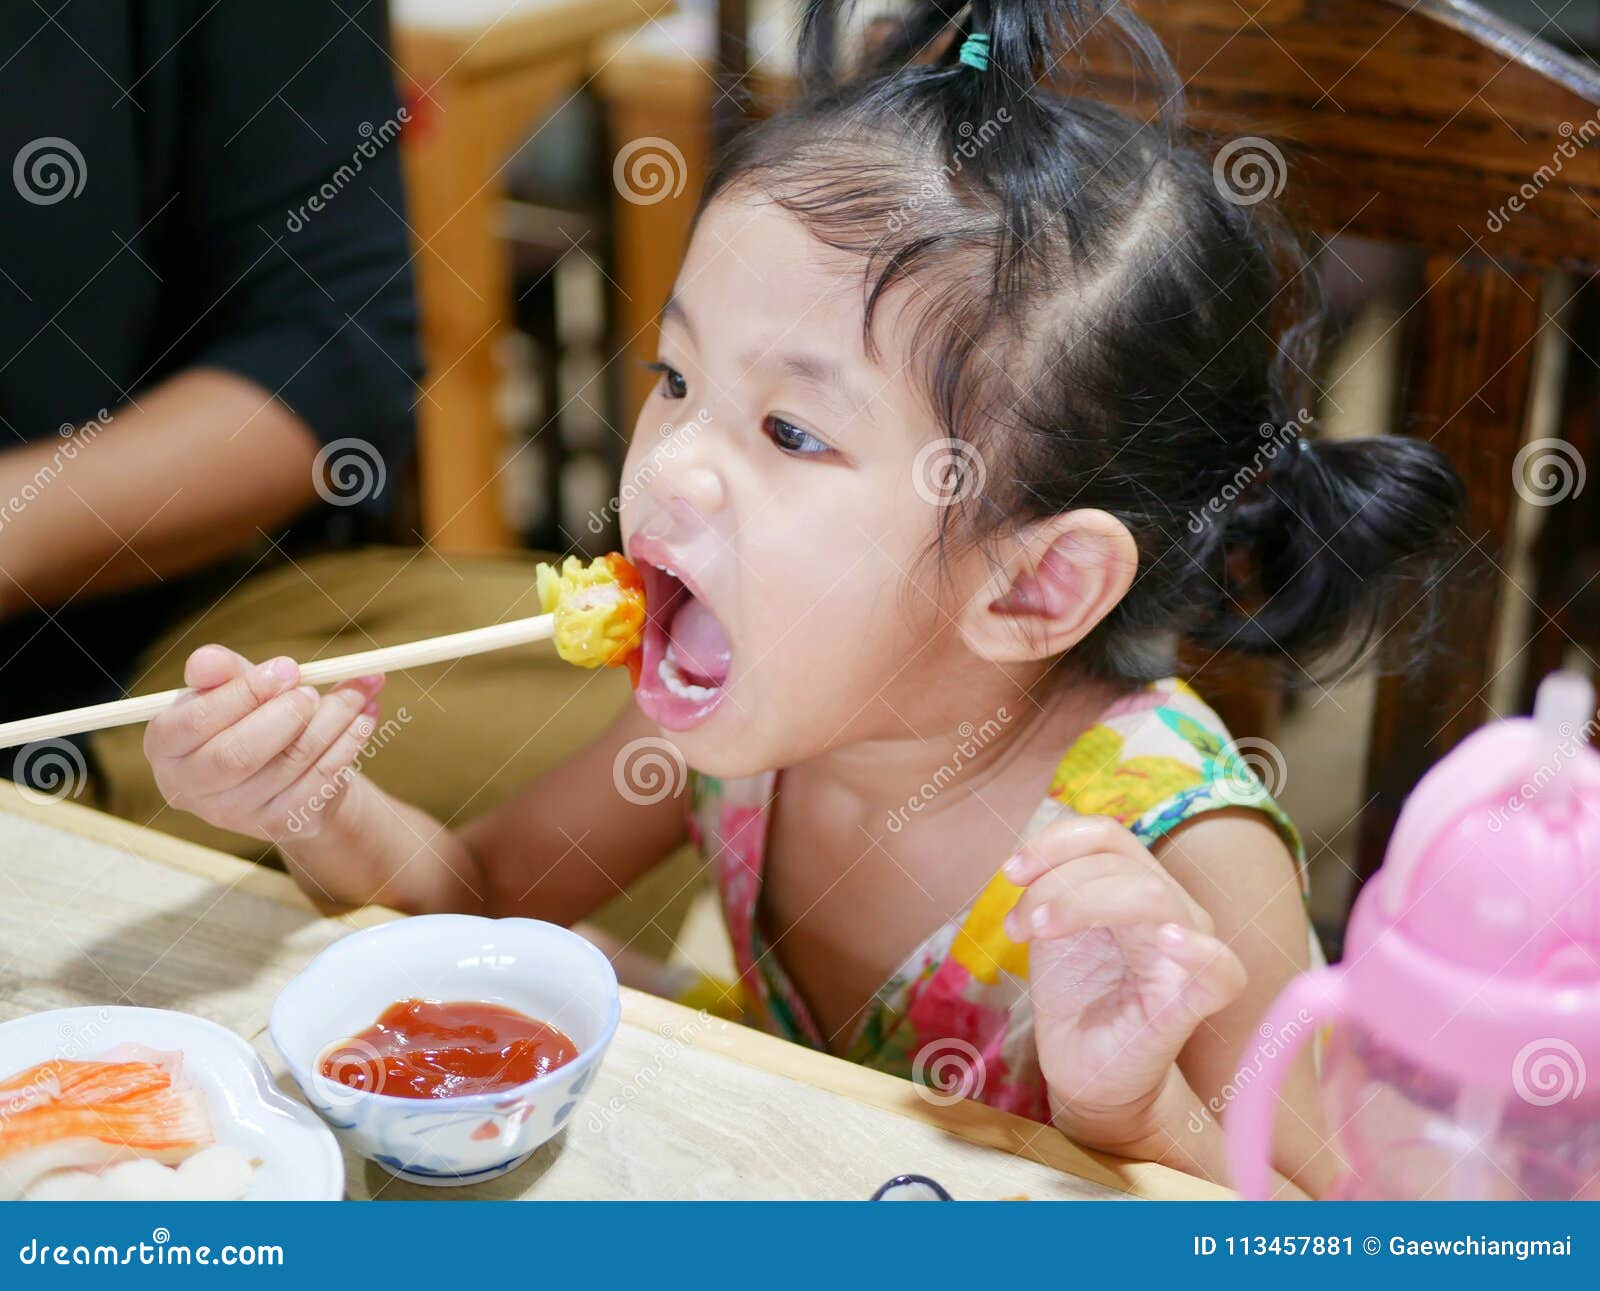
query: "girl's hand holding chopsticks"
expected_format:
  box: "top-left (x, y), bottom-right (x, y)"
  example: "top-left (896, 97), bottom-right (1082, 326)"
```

top-left (144, 646), bottom-right (385, 842)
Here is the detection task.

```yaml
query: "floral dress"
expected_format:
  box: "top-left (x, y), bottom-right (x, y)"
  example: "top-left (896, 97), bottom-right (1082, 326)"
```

top-left (684, 677), bottom-right (1309, 1124)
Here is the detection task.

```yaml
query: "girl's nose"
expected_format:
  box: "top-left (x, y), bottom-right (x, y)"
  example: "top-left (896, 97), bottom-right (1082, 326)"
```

top-left (676, 463), bottom-right (725, 514)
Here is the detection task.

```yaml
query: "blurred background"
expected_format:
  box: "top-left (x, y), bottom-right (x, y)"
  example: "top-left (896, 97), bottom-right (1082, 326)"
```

top-left (2, 0), bottom-right (1598, 965)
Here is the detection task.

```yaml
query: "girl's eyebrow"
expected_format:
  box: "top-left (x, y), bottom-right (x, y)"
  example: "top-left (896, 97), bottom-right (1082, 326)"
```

top-left (760, 349), bottom-right (867, 416)
top-left (659, 293), bottom-right (695, 343)
top-left (663, 291), bottom-right (869, 416)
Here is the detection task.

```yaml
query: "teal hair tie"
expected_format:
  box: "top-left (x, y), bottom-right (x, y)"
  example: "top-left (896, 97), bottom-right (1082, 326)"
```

top-left (957, 31), bottom-right (990, 72)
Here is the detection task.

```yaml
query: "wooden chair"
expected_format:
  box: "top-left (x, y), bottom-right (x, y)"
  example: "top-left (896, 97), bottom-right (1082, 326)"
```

top-left (696, 1), bottom-right (1600, 934)
top-left (1050, 0), bottom-right (1600, 924)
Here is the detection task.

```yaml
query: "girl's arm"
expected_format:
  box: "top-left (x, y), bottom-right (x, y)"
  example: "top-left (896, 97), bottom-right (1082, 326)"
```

top-left (1151, 808), bottom-right (1342, 1198)
top-left (280, 701), bottom-right (686, 921)
top-left (146, 646), bottom-right (686, 921)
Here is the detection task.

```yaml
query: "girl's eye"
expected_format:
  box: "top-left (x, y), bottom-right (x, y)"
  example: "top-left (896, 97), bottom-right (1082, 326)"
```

top-left (763, 415), bottom-right (833, 457)
top-left (645, 361), bottom-right (687, 400)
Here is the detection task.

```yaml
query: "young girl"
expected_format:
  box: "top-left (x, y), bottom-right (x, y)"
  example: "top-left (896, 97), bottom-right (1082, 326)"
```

top-left (143, 0), bottom-right (1460, 1196)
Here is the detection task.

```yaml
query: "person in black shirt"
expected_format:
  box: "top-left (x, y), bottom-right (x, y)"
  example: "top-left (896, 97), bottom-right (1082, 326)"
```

top-left (0, 1), bottom-right (633, 857)
top-left (0, 1), bottom-right (417, 758)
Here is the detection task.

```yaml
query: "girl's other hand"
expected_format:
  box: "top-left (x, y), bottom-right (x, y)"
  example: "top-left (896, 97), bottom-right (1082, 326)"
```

top-left (1001, 814), bottom-right (1246, 1149)
top-left (144, 645), bottom-right (385, 842)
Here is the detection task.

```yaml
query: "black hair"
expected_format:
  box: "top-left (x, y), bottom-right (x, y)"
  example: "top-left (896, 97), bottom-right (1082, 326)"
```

top-left (695, 0), bottom-right (1464, 682)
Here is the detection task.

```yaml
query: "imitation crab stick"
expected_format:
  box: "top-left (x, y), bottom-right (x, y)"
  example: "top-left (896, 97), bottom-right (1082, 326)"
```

top-left (0, 1052), bottom-right (215, 1200)
top-left (0, 554), bottom-right (649, 749)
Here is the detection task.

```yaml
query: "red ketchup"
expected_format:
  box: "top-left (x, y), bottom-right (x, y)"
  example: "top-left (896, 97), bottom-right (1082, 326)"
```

top-left (320, 999), bottom-right (578, 1099)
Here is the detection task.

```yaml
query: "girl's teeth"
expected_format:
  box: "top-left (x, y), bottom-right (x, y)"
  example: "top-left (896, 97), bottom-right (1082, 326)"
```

top-left (660, 649), bottom-right (717, 701)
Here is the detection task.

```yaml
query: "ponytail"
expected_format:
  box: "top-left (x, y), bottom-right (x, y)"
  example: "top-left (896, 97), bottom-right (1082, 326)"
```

top-left (1191, 433), bottom-right (1465, 669)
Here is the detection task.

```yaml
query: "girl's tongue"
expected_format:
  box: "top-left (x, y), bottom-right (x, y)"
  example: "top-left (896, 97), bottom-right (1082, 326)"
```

top-left (665, 595), bottom-right (732, 687)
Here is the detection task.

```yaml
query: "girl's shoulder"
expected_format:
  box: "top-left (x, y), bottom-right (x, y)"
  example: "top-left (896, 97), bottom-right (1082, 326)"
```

top-left (1046, 677), bottom-right (1305, 865)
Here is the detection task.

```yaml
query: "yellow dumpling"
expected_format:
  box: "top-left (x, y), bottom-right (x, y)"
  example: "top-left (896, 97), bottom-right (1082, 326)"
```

top-left (535, 553), bottom-right (646, 682)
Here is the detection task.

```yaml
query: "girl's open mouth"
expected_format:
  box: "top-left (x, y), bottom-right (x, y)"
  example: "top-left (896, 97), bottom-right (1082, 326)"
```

top-left (631, 548), bottom-right (733, 731)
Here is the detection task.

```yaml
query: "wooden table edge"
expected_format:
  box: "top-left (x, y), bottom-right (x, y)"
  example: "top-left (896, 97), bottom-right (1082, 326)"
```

top-left (0, 783), bottom-right (1232, 1200)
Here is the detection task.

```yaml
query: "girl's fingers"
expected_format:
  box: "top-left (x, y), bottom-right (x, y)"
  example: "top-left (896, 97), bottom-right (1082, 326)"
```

top-left (182, 644), bottom-right (253, 690)
top-left (147, 653), bottom-right (302, 758)
top-left (257, 701), bottom-right (382, 839)
top-left (1004, 866), bottom-right (1193, 942)
top-left (180, 685), bottom-right (322, 796)
top-left (1148, 924), bottom-right (1248, 1024)
top-left (211, 684), bottom-right (375, 819)
top-left (1001, 814), bottom-right (1158, 887)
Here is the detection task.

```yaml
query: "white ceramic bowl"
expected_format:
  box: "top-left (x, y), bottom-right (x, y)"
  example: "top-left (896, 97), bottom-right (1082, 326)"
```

top-left (269, 914), bottom-right (620, 1187)
top-left (0, 1006), bottom-right (343, 1200)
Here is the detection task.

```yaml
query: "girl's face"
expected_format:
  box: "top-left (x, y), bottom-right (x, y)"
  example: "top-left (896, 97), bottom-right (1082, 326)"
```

top-left (618, 197), bottom-right (988, 776)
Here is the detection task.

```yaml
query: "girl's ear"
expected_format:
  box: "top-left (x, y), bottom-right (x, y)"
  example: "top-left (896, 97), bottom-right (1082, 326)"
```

top-left (959, 510), bottom-right (1139, 664)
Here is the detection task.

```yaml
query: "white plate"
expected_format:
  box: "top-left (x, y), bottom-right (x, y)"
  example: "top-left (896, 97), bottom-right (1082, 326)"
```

top-left (0, 1006), bottom-right (343, 1201)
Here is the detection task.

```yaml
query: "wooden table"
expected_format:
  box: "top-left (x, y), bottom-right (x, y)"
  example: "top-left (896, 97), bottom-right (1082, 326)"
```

top-left (392, 0), bottom-right (674, 552)
top-left (0, 783), bottom-right (1226, 1200)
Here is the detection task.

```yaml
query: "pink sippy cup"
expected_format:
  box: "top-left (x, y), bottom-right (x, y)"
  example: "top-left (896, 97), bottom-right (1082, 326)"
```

top-left (1225, 670), bottom-right (1600, 1199)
